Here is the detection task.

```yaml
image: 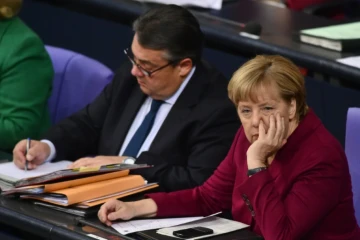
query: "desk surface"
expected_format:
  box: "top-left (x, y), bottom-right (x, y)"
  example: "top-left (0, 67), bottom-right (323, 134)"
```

top-left (36, 0), bottom-right (360, 88)
top-left (0, 196), bottom-right (262, 240)
top-left (0, 197), bottom-right (126, 240)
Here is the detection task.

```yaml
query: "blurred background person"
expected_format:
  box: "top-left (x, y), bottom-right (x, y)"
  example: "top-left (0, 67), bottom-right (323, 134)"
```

top-left (0, 0), bottom-right (52, 153)
top-left (259, 0), bottom-right (346, 19)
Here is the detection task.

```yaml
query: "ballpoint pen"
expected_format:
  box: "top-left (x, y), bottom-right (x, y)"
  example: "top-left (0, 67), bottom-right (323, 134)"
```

top-left (25, 138), bottom-right (31, 171)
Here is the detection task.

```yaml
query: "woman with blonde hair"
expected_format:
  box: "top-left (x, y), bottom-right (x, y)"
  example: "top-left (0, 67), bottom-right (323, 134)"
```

top-left (0, 0), bottom-right (52, 152)
top-left (98, 55), bottom-right (360, 240)
top-left (0, 0), bottom-right (22, 19)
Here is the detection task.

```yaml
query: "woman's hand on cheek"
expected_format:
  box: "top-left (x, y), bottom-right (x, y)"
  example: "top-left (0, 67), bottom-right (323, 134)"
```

top-left (247, 113), bottom-right (287, 169)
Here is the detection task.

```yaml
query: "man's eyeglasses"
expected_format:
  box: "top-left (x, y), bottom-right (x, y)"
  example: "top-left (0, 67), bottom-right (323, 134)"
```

top-left (124, 48), bottom-right (175, 77)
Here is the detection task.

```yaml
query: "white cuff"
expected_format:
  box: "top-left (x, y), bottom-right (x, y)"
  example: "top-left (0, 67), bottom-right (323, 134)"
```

top-left (41, 139), bottom-right (56, 163)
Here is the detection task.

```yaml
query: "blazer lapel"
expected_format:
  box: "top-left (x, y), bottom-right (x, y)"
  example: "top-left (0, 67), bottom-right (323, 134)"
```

top-left (110, 86), bottom-right (146, 155)
top-left (149, 64), bottom-right (208, 151)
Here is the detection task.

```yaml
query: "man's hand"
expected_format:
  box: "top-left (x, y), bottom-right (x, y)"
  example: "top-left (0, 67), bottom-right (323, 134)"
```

top-left (68, 156), bottom-right (127, 169)
top-left (13, 140), bottom-right (50, 170)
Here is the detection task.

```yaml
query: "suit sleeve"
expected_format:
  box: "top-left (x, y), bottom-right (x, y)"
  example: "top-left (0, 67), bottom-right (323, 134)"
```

top-left (147, 129), bottom-right (241, 217)
top-left (239, 147), bottom-right (347, 240)
top-left (0, 20), bottom-right (52, 151)
top-left (133, 102), bottom-right (239, 191)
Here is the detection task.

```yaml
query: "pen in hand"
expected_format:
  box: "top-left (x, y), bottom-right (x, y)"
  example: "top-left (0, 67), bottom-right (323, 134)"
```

top-left (25, 138), bottom-right (31, 171)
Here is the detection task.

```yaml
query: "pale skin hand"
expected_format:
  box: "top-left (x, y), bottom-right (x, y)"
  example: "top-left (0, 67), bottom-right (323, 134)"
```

top-left (68, 156), bottom-right (128, 169)
top-left (98, 199), bottom-right (158, 226)
top-left (246, 113), bottom-right (287, 169)
top-left (13, 140), bottom-right (50, 170)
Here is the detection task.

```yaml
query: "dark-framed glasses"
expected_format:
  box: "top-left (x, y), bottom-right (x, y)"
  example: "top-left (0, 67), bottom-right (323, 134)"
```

top-left (124, 48), bottom-right (175, 77)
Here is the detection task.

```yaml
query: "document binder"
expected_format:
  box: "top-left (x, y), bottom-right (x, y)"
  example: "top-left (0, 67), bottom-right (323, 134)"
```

top-left (20, 175), bottom-right (153, 206)
top-left (2, 170), bottom-right (130, 195)
top-left (14, 163), bottom-right (152, 187)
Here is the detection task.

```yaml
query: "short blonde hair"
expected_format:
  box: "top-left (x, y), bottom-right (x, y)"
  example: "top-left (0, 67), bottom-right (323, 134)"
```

top-left (228, 55), bottom-right (308, 121)
top-left (0, 0), bottom-right (22, 19)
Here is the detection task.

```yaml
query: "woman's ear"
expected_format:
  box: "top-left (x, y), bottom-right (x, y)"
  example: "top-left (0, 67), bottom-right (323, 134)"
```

top-left (288, 98), bottom-right (297, 120)
top-left (178, 58), bottom-right (193, 77)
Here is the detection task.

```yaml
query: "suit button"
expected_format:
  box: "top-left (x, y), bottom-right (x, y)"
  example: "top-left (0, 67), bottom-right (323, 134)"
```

top-left (241, 194), bottom-right (248, 201)
top-left (242, 195), bottom-right (251, 206)
top-left (248, 204), bottom-right (255, 217)
top-left (242, 194), bottom-right (255, 217)
top-left (250, 210), bottom-right (255, 217)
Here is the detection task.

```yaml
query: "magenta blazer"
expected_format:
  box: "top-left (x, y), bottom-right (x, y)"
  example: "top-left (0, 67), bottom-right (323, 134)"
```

top-left (148, 110), bottom-right (360, 240)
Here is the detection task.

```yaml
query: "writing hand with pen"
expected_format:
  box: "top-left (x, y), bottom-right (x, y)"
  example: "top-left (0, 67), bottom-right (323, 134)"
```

top-left (12, 139), bottom-right (51, 170)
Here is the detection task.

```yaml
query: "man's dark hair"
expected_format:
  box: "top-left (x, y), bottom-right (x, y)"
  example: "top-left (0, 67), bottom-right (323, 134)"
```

top-left (133, 4), bottom-right (203, 65)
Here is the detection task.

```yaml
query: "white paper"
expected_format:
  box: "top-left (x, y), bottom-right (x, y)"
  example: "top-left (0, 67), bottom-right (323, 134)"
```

top-left (0, 161), bottom-right (72, 183)
top-left (157, 216), bottom-right (249, 240)
top-left (112, 217), bottom-right (204, 235)
top-left (134, 0), bottom-right (222, 10)
top-left (112, 212), bottom-right (221, 235)
top-left (337, 56), bottom-right (360, 69)
top-left (87, 234), bottom-right (107, 240)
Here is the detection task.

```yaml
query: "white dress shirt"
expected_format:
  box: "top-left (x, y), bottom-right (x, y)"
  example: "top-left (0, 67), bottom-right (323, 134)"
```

top-left (43, 67), bottom-right (195, 161)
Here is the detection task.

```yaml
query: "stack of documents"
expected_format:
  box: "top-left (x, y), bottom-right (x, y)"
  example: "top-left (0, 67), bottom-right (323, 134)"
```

top-left (0, 161), bottom-right (72, 190)
top-left (0, 161), bottom-right (158, 208)
top-left (298, 22), bottom-right (360, 52)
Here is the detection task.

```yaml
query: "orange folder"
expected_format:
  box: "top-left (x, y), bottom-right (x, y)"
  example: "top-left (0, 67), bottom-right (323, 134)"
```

top-left (3, 170), bottom-right (130, 195)
top-left (76, 183), bottom-right (159, 208)
top-left (20, 174), bottom-right (151, 206)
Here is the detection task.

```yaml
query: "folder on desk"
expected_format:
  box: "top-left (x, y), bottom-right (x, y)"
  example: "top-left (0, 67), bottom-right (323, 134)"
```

top-left (0, 161), bottom-right (73, 189)
top-left (2, 170), bottom-right (130, 195)
top-left (18, 173), bottom-right (158, 207)
top-left (13, 163), bottom-right (151, 188)
top-left (3, 165), bottom-right (159, 207)
top-left (34, 201), bottom-right (99, 217)
top-left (297, 22), bottom-right (360, 52)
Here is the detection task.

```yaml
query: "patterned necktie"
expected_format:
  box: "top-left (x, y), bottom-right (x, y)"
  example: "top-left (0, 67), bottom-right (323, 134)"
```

top-left (122, 99), bottom-right (164, 158)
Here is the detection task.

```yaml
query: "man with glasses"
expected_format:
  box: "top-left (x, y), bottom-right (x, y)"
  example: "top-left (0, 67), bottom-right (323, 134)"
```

top-left (13, 5), bottom-right (239, 191)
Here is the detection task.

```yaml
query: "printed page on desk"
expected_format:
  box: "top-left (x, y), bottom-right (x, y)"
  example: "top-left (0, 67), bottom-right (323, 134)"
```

top-left (157, 216), bottom-right (249, 240)
top-left (337, 56), bottom-right (360, 69)
top-left (112, 213), bottom-right (221, 235)
top-left (0, 161), bottom-right (72, 184)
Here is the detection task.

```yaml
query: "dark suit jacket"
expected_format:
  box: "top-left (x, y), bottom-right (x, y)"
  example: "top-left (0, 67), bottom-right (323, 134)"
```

top-left (149, 110), bottom-right (360, 239)
top-left (44, 61), bottom-right (239, 191)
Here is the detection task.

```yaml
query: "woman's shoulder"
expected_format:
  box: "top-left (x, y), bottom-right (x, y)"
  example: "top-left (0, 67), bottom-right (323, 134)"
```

top-left (0, 17), bottom-right (49, 67)
top-left (284, 110), bottom-right (346, 172)
top-left (295, 122), bottom-right (346, 171)
top-left (1, 17), bottom-right (44, 48)
top-left (293, 110), bottom-right (343, 154)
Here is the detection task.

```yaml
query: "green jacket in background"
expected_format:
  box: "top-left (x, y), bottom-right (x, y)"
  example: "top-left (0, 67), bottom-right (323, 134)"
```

top-left (0, 17), bottom-right (53, 152)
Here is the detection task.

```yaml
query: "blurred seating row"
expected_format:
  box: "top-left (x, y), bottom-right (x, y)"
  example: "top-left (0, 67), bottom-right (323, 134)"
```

top-left (300, 0), bottom-right (360, 19)
top-left (45, 45), bottom-right (113, 124)
top-left (346, 107), bottom-right (360, 224)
